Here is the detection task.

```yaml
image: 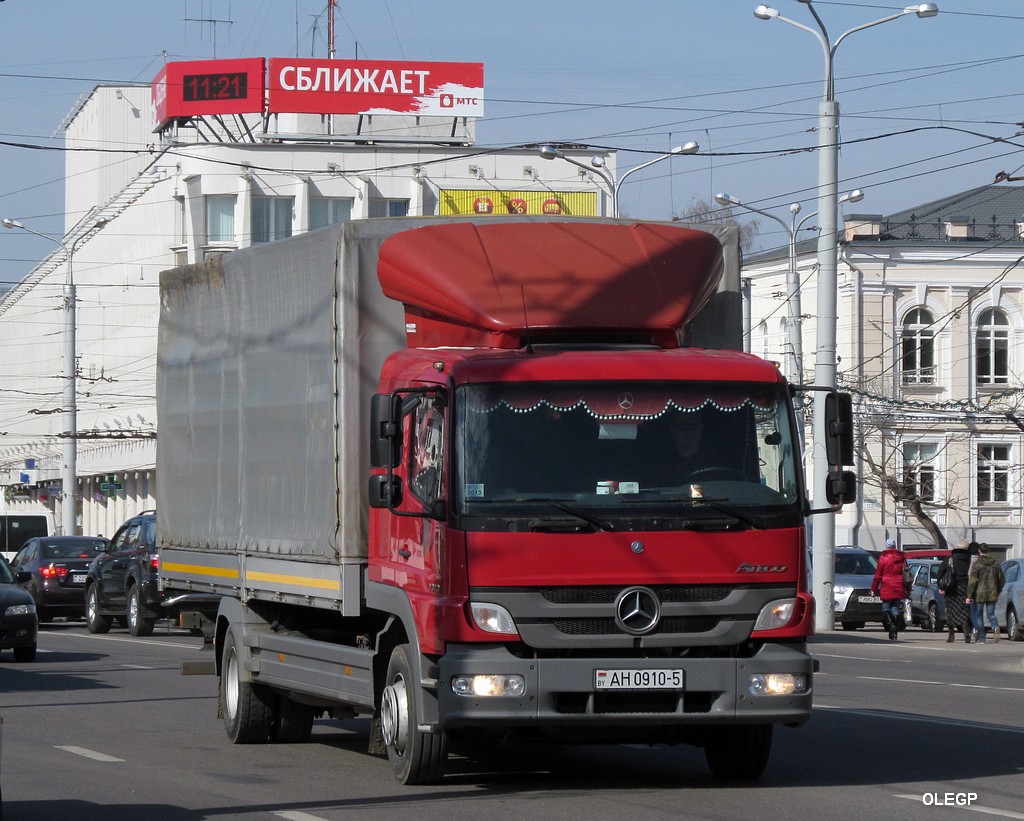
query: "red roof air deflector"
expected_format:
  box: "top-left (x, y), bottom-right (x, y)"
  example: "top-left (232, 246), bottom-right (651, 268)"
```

top-left (376, 221), bottom-right (723, 349)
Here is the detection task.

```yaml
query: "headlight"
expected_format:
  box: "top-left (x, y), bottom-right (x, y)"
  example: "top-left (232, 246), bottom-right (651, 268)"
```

top-left (451, 674), bottom-right (526, 697)
top-left (833, 585), bottom-right (851, 596)
top-left (749, 673), bottom-right (809, 696)
top-left (5, 603), bottom-right (36, 617)
top-left (469, 602), bottom-right (517, 635)
top-left (753, 598), bottom-right (795, 631)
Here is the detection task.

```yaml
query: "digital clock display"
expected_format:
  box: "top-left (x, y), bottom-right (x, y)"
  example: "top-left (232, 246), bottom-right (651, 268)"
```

top-left (183, 72), bottom-right (249, 102)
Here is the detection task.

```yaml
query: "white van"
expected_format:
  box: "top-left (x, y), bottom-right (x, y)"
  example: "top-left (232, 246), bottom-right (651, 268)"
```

top-left (0, 512), bottom-right (54, 562)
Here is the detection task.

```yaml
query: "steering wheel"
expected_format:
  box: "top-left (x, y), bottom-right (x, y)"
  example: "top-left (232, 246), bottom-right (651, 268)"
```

top-left (682, 467), bottom-right (749, 482)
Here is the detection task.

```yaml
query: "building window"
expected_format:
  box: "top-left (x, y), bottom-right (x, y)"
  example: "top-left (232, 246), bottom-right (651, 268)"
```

top-left (252, 196), bottom-right (294, 243)
top-left (903, 442), bottom-right (936, 503)
top-left (901, 308), bottom-right (935, 385)
top-left (368, 198), bottom-right (409, 218)
top-left (206, 195), bottom-right (236, 243)
top-left (977, 443), bottom-right (1010, 503)
top-left (309, 197), bottom-right (353, 230)
top-left (976, 308), bottom-right (1009, 386)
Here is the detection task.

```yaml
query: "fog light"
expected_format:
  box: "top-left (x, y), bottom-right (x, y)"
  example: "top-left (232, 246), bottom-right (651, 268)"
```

top-left (749, 673), bottom-right (808, 696)
top-left (451, 674), bottom-right (526, 697)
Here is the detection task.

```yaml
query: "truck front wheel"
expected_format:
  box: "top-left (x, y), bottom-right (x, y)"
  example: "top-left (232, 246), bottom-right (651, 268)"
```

top-left (704, 724), bottom-right (772, 780)
top-left (221, 629), bottom-right (273, 743)
top-left (380, 643), bottom-right (447, 785)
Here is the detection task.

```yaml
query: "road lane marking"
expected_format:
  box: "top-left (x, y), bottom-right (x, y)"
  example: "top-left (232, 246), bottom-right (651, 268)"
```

top-left (56, 746), bottom-right (125, 762)
top-left (59, 632), bottom-right (197, 650)
top-left (816, 706), bottom-right (1024, 734)
top-left (855, 675), bottom-right (1024, 693)
top-left (275, 813), bottom-right (331, 821)
top-left (895, 794), bottom-right (1024, 819)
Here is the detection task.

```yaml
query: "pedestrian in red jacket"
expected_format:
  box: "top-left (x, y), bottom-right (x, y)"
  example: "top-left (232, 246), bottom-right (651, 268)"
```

top-left (871, 538), bottom-right (911, 641)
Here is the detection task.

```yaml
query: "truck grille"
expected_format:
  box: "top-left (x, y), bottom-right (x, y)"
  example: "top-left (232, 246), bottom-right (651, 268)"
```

top-left (473, 583), bottom-right (790, 650)
top-left (542, 585), bottom-right (733, 604)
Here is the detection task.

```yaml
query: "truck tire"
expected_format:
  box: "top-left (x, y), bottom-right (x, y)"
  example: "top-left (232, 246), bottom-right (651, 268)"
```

top-left (704, 724), bottom-right (772, 781)
top-left (270, 695), bottom-right (315, 743)
top-left (86, 585), bottom-right (112, 634)
top-left (127, 584), bottom-right (156, 637)
top-left (380, 643), bottom-right (447, 785)
top-left (221, 629), bottom-right (273, 743)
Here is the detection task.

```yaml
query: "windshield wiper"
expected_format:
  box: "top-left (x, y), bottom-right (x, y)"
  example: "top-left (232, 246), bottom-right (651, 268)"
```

top-left (548, 501), bottom-right (615, 532)
top-left (466, 497), bottom-right (615, 532)
top-left (625, 495), bottom-right (765, 530)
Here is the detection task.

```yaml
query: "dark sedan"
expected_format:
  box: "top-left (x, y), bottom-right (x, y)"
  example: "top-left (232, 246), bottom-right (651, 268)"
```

top-left (0, 557), bottom-right (37, 661)
top-left (9, 536), bottom-right (109, 623)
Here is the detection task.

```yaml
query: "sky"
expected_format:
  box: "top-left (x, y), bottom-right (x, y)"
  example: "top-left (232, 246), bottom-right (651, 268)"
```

top-left (2, 0), bottom-right (1024, 284)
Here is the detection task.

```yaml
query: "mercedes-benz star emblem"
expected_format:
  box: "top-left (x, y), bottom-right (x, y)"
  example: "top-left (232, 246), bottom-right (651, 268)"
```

top-left (617, 392), bottom-right (635, 410)
top-left (614, 586), bottom-right (661, 635)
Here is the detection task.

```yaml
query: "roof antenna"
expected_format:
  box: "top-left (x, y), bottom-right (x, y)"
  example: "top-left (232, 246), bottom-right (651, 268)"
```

top-left (520, 285), bottom-right (535, 354)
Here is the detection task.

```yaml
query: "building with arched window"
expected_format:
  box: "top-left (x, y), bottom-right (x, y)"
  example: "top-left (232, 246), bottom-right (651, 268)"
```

top-left (743, 184), bottom-right (1024, 561)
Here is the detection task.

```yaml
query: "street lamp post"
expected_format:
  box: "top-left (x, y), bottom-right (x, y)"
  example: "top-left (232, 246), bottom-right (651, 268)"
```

top-left (754, 1), bottom-right (937, 631)
top-left (714, 189), bottom-right (864, 384)
top-left (2, 217), bottom-right (108, 536)
top-left (538, 142), bottom-right (699, 217)
top-left (538, 145), bottom-right (617, 215)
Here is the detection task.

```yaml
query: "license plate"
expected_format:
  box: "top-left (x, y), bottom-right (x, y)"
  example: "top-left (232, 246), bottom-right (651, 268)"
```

top-left (858, 595), bottom-right (881, 604)
top-left (71, 574), bottom-right (87, 584)
top-left (594, 669), bottom-right (684, 690)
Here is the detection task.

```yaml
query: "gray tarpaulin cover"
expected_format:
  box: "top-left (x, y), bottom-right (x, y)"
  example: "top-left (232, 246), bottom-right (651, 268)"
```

top-left (157, 220), bottom-right (406, 562)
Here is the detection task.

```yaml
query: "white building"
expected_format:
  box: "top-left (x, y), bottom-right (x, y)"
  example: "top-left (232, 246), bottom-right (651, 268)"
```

top-left (744, 185), bottom-right (1024, 561)
top-left (0, 74), bottom-right (616, 536)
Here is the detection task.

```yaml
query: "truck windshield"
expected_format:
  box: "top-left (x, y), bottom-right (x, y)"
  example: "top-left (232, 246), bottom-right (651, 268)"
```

top-left (454, 381), bottom-right (801, 519)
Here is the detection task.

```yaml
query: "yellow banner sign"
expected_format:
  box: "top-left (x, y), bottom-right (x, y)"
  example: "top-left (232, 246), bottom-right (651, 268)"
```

top-left (439, 188), bottom-right (598, 217)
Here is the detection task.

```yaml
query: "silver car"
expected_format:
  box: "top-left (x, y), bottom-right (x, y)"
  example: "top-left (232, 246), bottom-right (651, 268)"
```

top-left (833, 546), bottom-right (882, 630)
top-left (995, 558), bottom-right (1024, 641)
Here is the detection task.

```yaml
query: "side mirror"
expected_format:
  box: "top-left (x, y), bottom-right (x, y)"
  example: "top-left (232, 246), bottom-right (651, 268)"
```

top-left (368, 474), bottom-right (403, 509)
top-left (825, 470), bottom-right (857, 507)
top-left (370, 393), bottom-right (402, 469)
top-left (824, 392), bottom-right (854, 467)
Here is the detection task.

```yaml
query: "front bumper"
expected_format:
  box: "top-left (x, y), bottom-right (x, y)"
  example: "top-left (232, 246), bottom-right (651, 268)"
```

top-left (437, 642), bottom-right (812, 733)
top-left (0, 614), bottom-right (38, 649)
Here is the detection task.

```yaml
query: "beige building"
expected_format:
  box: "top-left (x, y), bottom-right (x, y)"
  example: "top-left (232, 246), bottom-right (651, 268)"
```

top-left (744, 185), bottom-right (1024, 561)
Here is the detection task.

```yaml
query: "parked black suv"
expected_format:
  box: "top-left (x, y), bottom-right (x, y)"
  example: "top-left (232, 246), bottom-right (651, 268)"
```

top-left (85, 510), bottom-right (163, 636)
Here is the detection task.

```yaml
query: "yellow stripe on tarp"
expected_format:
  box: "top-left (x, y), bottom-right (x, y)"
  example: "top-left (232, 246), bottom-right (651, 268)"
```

top-left (161, 562), bottom-right (239, 580)
top-left (246, 571), bottom-right (341, 591)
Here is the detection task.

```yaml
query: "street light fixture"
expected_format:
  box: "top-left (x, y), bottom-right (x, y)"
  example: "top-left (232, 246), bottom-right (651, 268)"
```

top-left (754, 0), bottom-right (936, 631)
top-left (538, 145), bottom-right (617, 215)
top-left (714, 189), bottom-right (864, 384)
top-left (538, 142), bottom-right (699, 218)
top-left (614, 142), bottom-right (699, 217)
top-left (2, 216), bottom-right (109, 535)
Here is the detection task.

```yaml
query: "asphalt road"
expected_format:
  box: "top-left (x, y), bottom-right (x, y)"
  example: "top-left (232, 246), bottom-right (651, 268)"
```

top-left (1, 621), bottom-right (1021, 821)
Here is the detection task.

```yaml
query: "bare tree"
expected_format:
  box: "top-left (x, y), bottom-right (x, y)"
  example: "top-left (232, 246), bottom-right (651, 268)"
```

top-left (674, 197), bottom-right (761, 255)
top-left (855, 403), bottom-right (966, 549)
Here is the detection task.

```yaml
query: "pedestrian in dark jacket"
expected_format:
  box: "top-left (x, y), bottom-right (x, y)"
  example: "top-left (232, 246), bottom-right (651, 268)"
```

top-left (966, 543), bottom-right (1006, 643)
top-left (871, 538), bottom-right (911, 641)
top-left (940, 540), bottom-right (973, 643)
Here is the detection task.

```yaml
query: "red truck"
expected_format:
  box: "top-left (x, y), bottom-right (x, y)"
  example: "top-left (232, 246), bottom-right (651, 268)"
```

top-left (157, 217), bottom-right (855, 784)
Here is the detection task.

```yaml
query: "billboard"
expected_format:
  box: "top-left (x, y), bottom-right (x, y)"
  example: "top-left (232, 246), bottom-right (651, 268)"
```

top-left (268, 59), bottom-right (484, 117)
top-left (439, 189), bottom-right (598, 217)
top-left (151, 58), bottom-right (484, 130)
top-left (152, 58), bottom-right (266, 131)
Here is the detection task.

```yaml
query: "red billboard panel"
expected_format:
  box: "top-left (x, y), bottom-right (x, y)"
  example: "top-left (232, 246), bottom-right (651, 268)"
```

top-left (152, 58), bottom-right (266, 130)
top-left (267, 59), bottom-right (484, 117)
